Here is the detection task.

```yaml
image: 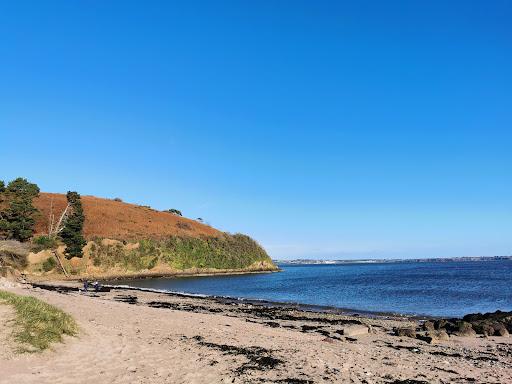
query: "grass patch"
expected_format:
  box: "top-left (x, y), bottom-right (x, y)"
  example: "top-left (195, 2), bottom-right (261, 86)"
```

top-left (0, 290), bottom-right (78, 352)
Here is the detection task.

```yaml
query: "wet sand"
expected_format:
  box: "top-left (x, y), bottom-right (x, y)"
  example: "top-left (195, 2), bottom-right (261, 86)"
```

top-left (0, 281), bottom-right (511, 383)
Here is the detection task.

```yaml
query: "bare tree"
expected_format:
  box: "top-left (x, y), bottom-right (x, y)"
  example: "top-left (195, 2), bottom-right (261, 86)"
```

top-left (48, 202), bottom-right (70, 238)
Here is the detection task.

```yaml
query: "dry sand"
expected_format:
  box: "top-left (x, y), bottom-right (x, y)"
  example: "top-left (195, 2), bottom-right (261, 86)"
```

top-left (0, 281), bottom-right (511, 384)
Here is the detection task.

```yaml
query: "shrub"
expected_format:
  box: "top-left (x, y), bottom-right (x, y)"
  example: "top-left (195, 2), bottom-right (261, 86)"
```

top-left (42, 257), bottom-right (57, 272)
top-left (113, 197), bottom-right (123, 202)
top-left (32, 236), bottom-right (58, 252)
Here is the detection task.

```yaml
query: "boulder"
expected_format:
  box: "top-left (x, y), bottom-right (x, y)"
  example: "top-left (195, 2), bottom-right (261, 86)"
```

top-left (493, 323), bottom-right (509, 337)
top-left (426, 330), bottom-right (450, 343)
top-left (422, 321), bottom-right (435, 332)
top-left (394, 327), bottom-right (416, 338)
top-left (479, 323), bottom-right (495, 337)
top-left (453, 322), bottom-right (477, 337)
top-left (416, 330), bottom-right (450, 344)
top-left (340, 324), bottom-right (369, 337)
top-left (434, 319), bottom-right (449, 330)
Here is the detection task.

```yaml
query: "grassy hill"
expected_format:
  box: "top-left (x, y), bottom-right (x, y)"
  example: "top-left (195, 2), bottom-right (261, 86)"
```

top-left (16, 193), bottom-right (278, 279)
top-left (34, 193), bottom-right (221, 240)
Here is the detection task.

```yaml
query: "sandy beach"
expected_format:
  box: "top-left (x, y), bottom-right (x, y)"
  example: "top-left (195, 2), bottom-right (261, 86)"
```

top-left (1, 280), bottom-right (511, 384)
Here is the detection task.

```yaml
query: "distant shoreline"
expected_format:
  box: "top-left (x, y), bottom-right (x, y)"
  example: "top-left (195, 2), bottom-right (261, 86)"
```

top-left (276, 255), bottom-right (512, 265)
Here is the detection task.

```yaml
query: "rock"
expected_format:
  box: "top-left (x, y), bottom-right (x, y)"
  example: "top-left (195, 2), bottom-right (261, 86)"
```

top-left (479, 323), bottom-right (495, 337)
top-left (417, 329), bottom-right (450, 344)
top-left (462, 310), bottom-right (512, 336)
top-left (434, 319), bottom-right (449, 330)
top-left (494, 323), bottom-right (509, 337)
top-left (127, 366), bottom-right (137, 373)
top-left (425, 330), bottom-right (450, 344)
top-left (422, 321), bottom-right (435, 332)
top-left (453, 322), bottom-right (476, 337)
top-left (340, 324), bottom-right (369, 337)
top-left (394, 327), bottom-right (416, 338)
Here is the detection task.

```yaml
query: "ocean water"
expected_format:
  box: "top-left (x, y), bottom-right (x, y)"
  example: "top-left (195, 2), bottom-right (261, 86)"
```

top-left (110, 260), bottom-right (512, 318)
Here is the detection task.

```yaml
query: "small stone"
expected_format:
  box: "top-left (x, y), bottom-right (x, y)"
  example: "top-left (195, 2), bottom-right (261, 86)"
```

top-left (340, 324), bottom-right (369, 337)
top-left (127, 366), bottom-right (137, 373)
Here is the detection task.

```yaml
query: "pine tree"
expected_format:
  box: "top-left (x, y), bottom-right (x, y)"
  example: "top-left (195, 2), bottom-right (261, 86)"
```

top-left (60, 191), bottom-right (86, 258)
top-left (0, 178), bottom-right (40, 241)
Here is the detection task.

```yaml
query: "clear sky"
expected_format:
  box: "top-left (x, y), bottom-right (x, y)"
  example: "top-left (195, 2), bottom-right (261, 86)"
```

top-left (1, 1), bottom-right (511, 259)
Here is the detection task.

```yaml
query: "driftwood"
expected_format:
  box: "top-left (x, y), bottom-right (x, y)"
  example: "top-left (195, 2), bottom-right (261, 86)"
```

top-left (52, 250), bottom-right (69, 278)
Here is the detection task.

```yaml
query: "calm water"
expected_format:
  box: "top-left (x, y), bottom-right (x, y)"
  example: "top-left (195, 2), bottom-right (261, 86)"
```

top-left (110, 260), bottom-right (512, 317)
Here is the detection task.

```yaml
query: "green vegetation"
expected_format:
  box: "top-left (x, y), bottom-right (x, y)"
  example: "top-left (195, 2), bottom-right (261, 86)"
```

top-left (60, 191), bottom-right (86, 258)
top-left (0, 290), bottom-right (78, 352)
top-left (88, 233), bottom-right (274, 272)
top-left (32, 235), bottom-right (58, 252)
top-left (0, 178), bottom-right (40, 242)
top-left (42, 256), bottom-right (57, 272)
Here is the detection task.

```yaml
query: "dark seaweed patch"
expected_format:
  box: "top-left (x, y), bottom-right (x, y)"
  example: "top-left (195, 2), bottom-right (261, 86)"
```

top-left (147, 301), bottom-right (223, 313)
top-left (31, 283), bottom-right (78, 294)
top-left (113, 295), bottom-right (138, 304)
top-left (265, 321), bottom-right (281, 328)
top-left (191, 335), bottom-right (283, 374)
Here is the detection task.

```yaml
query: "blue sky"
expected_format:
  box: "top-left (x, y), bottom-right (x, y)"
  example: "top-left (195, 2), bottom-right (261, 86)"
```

top-left (1, 1), bottom-right (511, 259)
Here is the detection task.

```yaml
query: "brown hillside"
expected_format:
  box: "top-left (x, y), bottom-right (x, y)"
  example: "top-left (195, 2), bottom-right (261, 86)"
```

top-left (34, 193), bottom-right (222, 241)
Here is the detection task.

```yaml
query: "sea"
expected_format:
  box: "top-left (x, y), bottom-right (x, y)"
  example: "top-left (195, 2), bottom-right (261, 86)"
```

top-left (109, 259), bottom-right (512, 318)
